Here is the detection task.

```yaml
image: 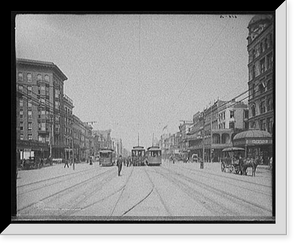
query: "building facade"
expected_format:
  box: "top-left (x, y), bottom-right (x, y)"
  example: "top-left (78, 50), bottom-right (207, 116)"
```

top-left (247, 15), bottom-right (274, 135)
top-left (16, 58), bottom-right (68, 161)
top-left (63, 94), bottom-right (74, 160)
top-left (186, 100), bottom-right (248, 162)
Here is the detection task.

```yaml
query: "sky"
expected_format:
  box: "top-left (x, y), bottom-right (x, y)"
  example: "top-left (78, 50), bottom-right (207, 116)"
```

top-left (15, 13), bottom-right (254, 151)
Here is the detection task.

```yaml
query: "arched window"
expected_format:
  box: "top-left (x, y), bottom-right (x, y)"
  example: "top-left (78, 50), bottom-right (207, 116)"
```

top-left (37, 74), bottom-right (42, 81)
top-left (212, 133), bottom-right (220, 144)
top-left (27, 73), bottom-right (32, 82)
top-left (45, 74), bottom-right (50, 82)
top-left (221, 133), bottom-right (230, 144)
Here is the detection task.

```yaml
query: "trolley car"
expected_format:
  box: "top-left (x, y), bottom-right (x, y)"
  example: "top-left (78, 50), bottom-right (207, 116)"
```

top-left (131, 146), bottom-right (146, 166)
top-left (145, 146), bottom-right (162, 166)
top-left (99, 148), bottom-right (115, 166)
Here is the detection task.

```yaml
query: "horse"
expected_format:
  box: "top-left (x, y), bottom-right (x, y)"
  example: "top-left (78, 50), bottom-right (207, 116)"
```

top-left (240, 157), bottom-right (261, 176)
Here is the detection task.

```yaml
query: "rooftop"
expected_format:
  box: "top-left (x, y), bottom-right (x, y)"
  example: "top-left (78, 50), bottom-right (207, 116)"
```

top-left (16, 58), bottom-right (68, 81)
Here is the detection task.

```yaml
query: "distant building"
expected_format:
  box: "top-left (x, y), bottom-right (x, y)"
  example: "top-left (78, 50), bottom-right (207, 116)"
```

top-left (187, 99), bottom-right (248, 162)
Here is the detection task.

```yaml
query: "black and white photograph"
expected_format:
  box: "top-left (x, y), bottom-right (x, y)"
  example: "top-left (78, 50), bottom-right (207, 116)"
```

top-left (7, 6), bottom-right (288, 236)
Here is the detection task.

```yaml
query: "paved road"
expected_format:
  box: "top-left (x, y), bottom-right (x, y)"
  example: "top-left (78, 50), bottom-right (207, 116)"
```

top-left (16, 161), bottom-right (273, 221)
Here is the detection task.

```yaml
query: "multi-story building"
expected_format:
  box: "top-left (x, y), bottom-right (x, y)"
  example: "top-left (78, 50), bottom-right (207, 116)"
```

top-left (92, 129), bottom-right (112, 150)
top-left (247, 14), bottom-right (274, 134)
top-left (178, 120), bottom-right (193, 156)
top-left (187, 99), bottom-right (248, 162)
top-left (16, 58), bottom-right (68, 160)
top-left (63, 94), bottom-right (74, 160)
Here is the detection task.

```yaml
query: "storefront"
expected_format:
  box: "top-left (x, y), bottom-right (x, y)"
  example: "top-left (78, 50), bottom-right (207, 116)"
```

top-left (233, 130), bottom-right (273, 165)
top-left (16, 140), bottom-right (49, 166)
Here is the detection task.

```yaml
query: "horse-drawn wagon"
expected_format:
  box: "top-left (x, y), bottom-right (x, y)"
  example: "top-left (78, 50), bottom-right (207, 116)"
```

top-left (221, 147), bottom-right (260, 176)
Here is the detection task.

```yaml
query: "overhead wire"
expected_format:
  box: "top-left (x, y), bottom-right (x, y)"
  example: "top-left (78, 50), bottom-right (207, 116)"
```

top-left (161, 17), bottom-right (231, 130)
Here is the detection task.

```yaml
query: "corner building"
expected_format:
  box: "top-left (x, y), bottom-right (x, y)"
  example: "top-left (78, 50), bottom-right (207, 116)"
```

top-left (246, 15), bottom-right (274, 161)
top-left (247, 15), bottom-right (274, 134)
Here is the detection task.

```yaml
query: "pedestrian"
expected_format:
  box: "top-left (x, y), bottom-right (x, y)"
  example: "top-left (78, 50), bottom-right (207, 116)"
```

top-left (117, 155), bottom-right (123, 176)
top-left (64, 158), bottom-right (69, 168)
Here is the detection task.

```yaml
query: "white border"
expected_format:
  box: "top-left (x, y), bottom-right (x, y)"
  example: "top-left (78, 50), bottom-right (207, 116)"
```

top-left (4, 4), bottom-right (287, 235)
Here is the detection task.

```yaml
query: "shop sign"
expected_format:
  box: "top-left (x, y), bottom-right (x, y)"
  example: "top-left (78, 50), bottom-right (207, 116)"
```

top-left (247, 139), bottom-right (272, 145)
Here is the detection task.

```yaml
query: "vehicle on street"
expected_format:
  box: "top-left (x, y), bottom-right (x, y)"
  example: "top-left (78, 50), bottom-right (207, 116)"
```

top-left (191, 154), bottom-right (199, 162)
top-left (221, 147), bottom-right (245, 174)
top-left (145, 146), bottom-right (162, 166)
top-left (99, 148), bottom-right (115, 166)
top-left (131, 146), bottom-right (146, 166)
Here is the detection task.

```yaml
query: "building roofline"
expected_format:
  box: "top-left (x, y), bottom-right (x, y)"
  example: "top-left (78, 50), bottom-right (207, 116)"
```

top-left (16, 58), bottom-right (68, 81)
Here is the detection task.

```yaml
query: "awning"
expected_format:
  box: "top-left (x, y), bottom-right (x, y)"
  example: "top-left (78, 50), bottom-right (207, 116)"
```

top-left (222, 147), bottom-right (245, 152)
top-left (233, 129), bottom-right (272, 147)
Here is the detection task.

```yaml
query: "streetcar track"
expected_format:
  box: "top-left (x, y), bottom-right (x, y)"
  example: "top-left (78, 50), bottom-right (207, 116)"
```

top-left (143, 167), bottom-right (172, 216)
top-left (59, 170), bottom-right (117, 216)
top-left (151, 168), bottom-right (236, 216)
top-left (110, 166), bottom-right (135, 216)
top-left (171, 163), bottom-right (271, 189)
top-left (18, 167), bottom-right (115, 213)
top-left (159, 166), bottom-right (272, 215)
top-left (17, 166), bottom-right (99, 188)
top-left (17, 167), bottom-right (101, 196)
top-left (165, 165), bottom-right (272, 197)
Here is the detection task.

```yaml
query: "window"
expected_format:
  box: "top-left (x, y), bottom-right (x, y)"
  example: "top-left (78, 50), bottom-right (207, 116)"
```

top-left (28, 133), bottom-right (32, 140)
top-left (45, 75), bottom-right (49, 82)
top-left (18, 72), bottom-right (23, 81)
top-left (20, 110), bottom-right (23, 119)
top-left (20, 121), bottom-right (23, 131)
top-left (267, 117), bottom-right (273, 134)
top-left (250, 84), bottom-right (255, 99)
top-left (39, 122), bottom-right (46, 131)
top-left (27, 86), bottom-right (32, 96)
top-left (260, 58), bottom-right (265, 73)
top-left (19, 99), bottom-right (23, 107)
top-left (252, 65), bottom-right (256, 79)
top-left (260, 100), bottom-right (266, 114)
top-left (259, 80), bottom-right (266, 94)
top-left (20, 133), bottom-right (24, 140)
top-left (55, 89), bottom-right (60, 98)
top-left (229, 121), bottom-right (235, 129)
top-left (251, 105), bottom-right (256, 117)
top-left (260, 119), bottom-right (266, 131)
top-left (267, 98), bottom-right (273, 111)
top-left (244, 109), bottom-right (249, 119)
top-left (28, 122), bottom-right (32, 131)
top-left (230, 110), bottom-right (234, 118)
top-left (264, 38), bottom-right (268, 51)
top-left (28, 110), bottom-right (32, 119)
top-left (40, 85), bottom-right (45, 95)
top-left (28, 100), bottom-right (32, 109)
top-left (266, 53), bottom-right (273, 70)
top-left (18, 85), bottom-right (23, 92)
top-left (37, 74), bottom-right (42, 81)
top-left (250, 121), bottom-right (256, 129)
top-left (266, 78), bottom-right (272, 90)
top-left (27, 73), bottom-right (32, 82)
top-left (40, 98), bottom-right (45, 106)
top-left (261, 40), bottom-right (265, 53)
top-left (55, 101), bottom-right (60, 110)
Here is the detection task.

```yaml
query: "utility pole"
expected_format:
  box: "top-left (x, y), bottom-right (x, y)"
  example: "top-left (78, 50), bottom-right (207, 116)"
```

top-left (72, 115), bottom-right (75, 170)
top-left (49, 114), bottom-right (53, 165)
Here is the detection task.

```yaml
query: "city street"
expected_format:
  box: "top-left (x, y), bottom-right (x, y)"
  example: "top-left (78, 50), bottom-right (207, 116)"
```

top-left (16, 161), bottom-right (273, 221)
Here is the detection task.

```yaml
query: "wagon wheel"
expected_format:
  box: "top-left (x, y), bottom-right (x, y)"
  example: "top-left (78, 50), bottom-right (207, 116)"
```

top-left (221, 162), bottom-right (225, 172)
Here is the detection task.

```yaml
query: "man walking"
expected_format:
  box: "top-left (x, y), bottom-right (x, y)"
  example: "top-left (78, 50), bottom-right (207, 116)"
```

top-left (117, 155), bottom-right (123, 176)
